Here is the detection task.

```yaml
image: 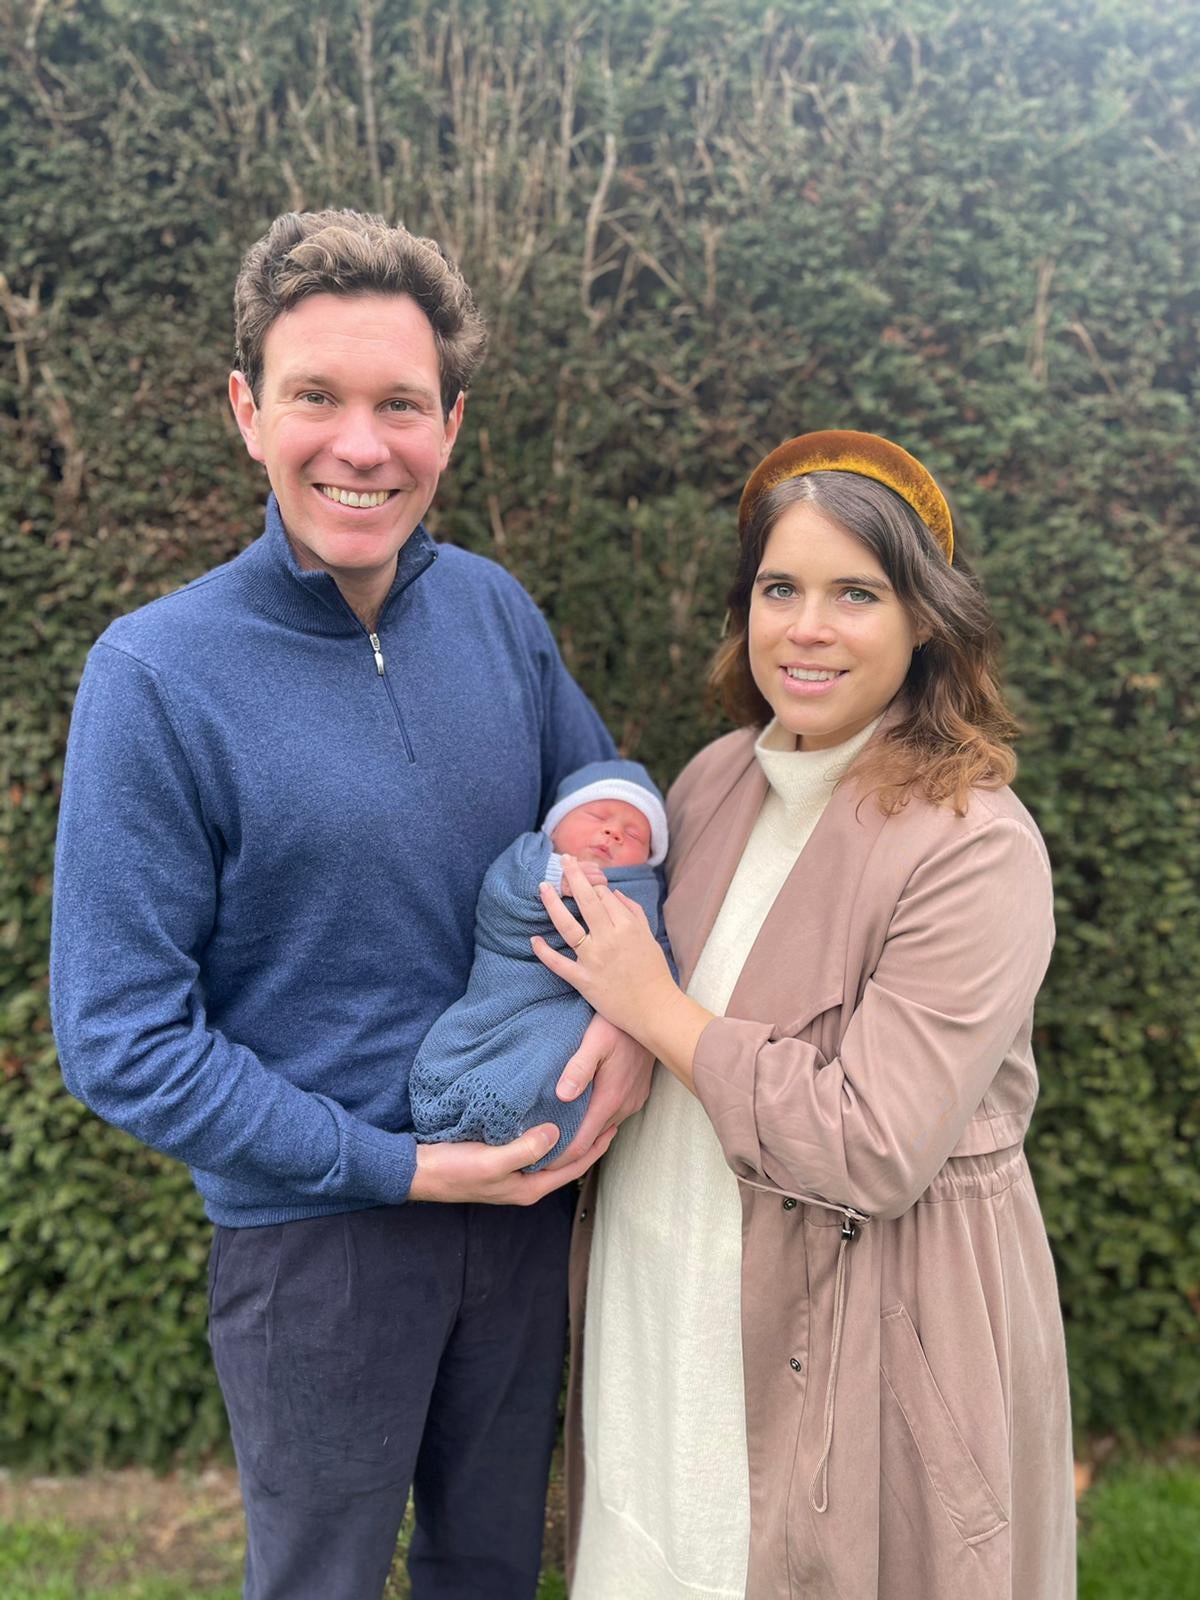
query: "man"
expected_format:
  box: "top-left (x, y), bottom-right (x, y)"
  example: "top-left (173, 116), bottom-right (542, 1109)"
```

top-left (51, 210), bottom-right (650, 1600)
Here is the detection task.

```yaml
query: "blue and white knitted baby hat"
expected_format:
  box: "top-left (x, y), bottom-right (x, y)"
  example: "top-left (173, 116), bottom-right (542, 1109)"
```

top-left (541, 759), bottom-right (668, 866)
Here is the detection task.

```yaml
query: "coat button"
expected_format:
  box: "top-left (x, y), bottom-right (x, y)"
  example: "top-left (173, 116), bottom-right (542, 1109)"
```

top-left (782, 1198), bottom-right (797, 1211)
top-left (578, 1209), bottom-right (588, 1222)
top-left (790, 1357), bottom-right (803, 1372)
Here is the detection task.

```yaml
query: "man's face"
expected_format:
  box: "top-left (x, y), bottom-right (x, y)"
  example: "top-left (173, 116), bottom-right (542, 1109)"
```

top-left (229, 292), bottom-right (463, 593)
top-left (550, 800), bottom-right (652, 867)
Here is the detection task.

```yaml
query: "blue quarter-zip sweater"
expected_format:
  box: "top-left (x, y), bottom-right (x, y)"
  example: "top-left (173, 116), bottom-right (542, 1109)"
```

top-left (50, 497), bottom-right (614, 1226)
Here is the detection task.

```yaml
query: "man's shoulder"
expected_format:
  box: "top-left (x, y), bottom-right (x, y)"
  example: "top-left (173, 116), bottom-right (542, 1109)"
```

top-left (95, 550), bottom-right (250, 671)
top-left (428, 540), bottom-right (544, 618)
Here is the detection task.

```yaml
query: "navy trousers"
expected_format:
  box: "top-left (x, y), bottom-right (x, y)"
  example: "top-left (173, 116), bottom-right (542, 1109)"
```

top-left (208, 1193), bottom-right (573, 1600)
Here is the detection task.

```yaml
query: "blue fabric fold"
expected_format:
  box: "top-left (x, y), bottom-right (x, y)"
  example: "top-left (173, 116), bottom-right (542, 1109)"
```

top-left (409, 831), bottom-right (666, 1169)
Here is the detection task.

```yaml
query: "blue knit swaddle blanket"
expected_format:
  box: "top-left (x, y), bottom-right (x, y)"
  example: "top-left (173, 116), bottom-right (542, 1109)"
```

top-left (410, 830), bottom-right (665, 1169)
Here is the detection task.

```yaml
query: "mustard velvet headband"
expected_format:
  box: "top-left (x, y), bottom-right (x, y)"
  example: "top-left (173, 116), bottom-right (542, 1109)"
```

top-left (738, 429), bottom-right (954, 564)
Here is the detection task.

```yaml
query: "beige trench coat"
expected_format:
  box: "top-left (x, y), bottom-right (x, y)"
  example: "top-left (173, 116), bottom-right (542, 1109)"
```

top-left (566, 720), bottom-right (1075, 1600)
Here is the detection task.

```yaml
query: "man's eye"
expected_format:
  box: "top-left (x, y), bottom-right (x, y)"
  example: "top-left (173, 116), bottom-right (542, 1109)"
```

top-left (300, 392), bottom-right (328, 405)
top-left (385, 399), bottom-right (414, 412)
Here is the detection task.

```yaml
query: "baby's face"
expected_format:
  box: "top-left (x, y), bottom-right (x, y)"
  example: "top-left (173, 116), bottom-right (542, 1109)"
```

top-left (550, 799), bottom-right (652, 867)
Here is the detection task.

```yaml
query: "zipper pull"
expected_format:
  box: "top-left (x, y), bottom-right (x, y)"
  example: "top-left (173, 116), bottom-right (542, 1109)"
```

top-left (368, 632), bottom-right (385, 675)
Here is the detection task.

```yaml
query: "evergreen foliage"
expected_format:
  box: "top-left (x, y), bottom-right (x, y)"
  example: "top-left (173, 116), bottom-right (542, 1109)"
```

top-left (2, 0), bottom-right (1197, 1464)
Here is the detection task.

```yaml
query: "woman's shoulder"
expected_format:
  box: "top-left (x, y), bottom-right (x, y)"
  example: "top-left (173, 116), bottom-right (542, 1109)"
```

top-left (885, 780), bottom-right (1051, 878)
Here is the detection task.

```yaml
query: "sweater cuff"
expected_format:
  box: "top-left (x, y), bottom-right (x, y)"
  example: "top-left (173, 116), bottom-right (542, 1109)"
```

top-left (338, 1114), bottom-right (419, 1205)
top-left (543, 849), bottom-right (565, 889)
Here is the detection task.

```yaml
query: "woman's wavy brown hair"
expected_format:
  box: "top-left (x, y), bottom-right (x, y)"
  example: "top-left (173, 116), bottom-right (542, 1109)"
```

top-left (709, 472), bottom-right (1019, 814)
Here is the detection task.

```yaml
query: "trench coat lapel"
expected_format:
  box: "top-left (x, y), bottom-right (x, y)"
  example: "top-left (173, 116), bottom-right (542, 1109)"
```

top-left (664, 742), bottom-right (766, 989)
top-left (665, 702), bottom-right (905, 1031)
top-left (726, 777), bottom-right (890, 1030)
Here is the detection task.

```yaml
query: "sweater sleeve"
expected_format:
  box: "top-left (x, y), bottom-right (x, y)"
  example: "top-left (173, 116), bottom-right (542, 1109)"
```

top-left (691, 816), bottom-right (1054, 1221)
top-left (50, 643), bottom-right (417, 1206)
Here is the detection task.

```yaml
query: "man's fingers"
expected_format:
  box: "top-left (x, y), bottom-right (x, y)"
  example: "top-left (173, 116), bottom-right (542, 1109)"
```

top-left (555, 1034), bottom-right (605, 1102)
top-left (512, 1122), bottom-right (560, 1167)
top-left (533, 1121), bottom-right (618, 1186)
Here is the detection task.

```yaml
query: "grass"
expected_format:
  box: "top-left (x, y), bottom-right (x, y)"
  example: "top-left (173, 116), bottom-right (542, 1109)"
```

top-left (0, 1516), bottom-right (240, 1599)
top-left (0, 1457), bottom-right (1195, 1598)
top-left (1077, 1460), bottom-right (1200, 1600)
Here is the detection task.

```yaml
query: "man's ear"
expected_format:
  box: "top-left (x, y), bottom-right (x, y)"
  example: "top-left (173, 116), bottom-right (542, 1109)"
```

top-left (228, 371), bottom-right (265, 463)
top-left (439, 391), bottom-right (466, 467)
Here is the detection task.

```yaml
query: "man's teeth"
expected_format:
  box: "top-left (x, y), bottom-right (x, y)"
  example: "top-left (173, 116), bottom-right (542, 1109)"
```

top-left (785, 668), bottom-right (842, 681)
top-left (319, 486), bottom-right (391, 508)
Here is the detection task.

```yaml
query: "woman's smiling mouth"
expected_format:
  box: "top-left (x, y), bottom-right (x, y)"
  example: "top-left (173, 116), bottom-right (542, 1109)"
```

top-left (780, 665), bottom-right (848, 696)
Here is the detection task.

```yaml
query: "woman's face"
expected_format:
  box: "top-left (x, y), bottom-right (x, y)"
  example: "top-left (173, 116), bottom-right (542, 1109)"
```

top-left (748, 501), bottom-right (924, 750)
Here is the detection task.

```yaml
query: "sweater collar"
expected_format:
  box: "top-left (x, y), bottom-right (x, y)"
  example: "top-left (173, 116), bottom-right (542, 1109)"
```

top-left (753, 713), bottom-right (883, 821)
top-left (238, 493), bottom-right (439, 635)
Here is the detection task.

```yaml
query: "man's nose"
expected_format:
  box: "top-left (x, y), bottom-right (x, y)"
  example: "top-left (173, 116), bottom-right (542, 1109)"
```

top-left (330, 408), bottom-right (390, 470)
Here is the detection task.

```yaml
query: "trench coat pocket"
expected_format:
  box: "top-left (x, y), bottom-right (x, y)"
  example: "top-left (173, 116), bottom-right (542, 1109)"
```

top-left (880, 1305), bottom-right (1008, 1547)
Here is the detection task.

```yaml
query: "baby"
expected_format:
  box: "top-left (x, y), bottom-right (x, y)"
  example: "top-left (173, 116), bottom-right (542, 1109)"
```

top-left (409, 760), bottom-right (669, 1169)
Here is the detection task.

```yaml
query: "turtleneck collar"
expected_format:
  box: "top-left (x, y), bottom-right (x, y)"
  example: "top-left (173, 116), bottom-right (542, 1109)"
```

top-left (753, 713), bottom-right (884, 826)
top-left (236, 493), bottom-right (439, 636)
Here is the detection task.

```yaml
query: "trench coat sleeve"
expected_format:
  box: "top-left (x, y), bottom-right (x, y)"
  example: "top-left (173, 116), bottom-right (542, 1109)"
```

top-left (691, 813), bottom-right (1054, 1220)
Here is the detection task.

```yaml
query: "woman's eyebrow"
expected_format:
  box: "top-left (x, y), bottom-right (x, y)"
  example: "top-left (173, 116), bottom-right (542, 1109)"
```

top-left (755, 569), bottom-right (893, 592)
top-left (834, 574), bottom-right (893, 591)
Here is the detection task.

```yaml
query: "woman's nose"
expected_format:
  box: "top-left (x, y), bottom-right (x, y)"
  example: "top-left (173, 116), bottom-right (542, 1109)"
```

top-left (785, 601), bottom-right (835, 642)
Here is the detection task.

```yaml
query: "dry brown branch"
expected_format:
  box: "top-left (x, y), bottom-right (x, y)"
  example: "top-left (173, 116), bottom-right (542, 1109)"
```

top-left (1068, 321), bottom-right (1122, 399)
top-left (38, 361), bottom-right (85, 505)
top-left (603, 216), bottom-right (693, 309)
top-left (0, 271), bottom-right (41, 397)
top-left (1027, 255), bottom-right (1056, 384)
top-left (477, 425), bottom-right (508, 557)
top-left (356, 0), bottom-right (384, 212)
top-left (581, 125), bottom-right (618, 321)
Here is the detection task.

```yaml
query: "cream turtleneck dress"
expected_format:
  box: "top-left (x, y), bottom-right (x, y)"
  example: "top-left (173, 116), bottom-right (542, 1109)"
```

top-left (571, 716), bottom-right (881, 1600)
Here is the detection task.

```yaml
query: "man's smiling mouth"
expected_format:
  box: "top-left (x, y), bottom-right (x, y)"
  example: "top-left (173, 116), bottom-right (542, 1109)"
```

top-left (316, 486), bottom-right (395, 508)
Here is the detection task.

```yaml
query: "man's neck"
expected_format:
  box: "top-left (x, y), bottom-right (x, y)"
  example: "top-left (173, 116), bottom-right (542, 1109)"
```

top-left (333, 572), bottom-right (390, 633)
top-left (284, 532), bottom-right (395, 632)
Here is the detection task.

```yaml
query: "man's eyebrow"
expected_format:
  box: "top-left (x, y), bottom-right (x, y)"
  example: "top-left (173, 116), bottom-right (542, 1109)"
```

top-left (277, 371), bottom-right (439, 401)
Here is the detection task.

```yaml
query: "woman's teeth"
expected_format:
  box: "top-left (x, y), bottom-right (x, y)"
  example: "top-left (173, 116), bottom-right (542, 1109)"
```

top-left (785, 668), bottom-right (842, 681)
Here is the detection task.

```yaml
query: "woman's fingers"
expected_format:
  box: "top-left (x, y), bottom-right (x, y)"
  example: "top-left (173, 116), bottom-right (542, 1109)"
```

top-left (559, 854), bottom-right (619, 926)
top-left (537, 877), bottom-right (587, 946)
top-left (531, 932), bottom-right (580, 985)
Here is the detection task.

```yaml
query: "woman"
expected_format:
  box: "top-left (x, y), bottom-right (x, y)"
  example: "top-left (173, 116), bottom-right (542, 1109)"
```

top-left (535, 431), bottom-right (1075, 1600)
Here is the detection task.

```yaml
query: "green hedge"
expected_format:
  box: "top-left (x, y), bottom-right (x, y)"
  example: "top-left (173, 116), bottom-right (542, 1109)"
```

top-left (2, 0), bottom-right (1197, 1466)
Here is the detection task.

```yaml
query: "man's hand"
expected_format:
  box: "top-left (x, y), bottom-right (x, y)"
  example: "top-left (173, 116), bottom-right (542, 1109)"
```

top-left (543, 1013), bottom-right (653, 1170)
top-left (408, 1120), bottom-right (617, 1205)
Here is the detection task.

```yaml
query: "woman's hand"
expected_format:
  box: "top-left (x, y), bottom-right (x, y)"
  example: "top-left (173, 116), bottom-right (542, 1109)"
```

top-left (533, 856), bottom-right (713, 1085)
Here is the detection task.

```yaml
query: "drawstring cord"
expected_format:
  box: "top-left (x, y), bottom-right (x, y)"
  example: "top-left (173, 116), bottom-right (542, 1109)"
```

top-left (809, 1216), bottom-right (858, 1514)
top-left (732, 1177), bottom-right (869, 1517)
